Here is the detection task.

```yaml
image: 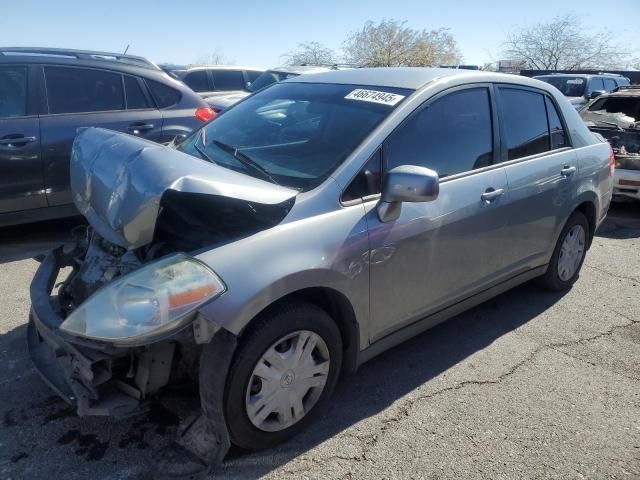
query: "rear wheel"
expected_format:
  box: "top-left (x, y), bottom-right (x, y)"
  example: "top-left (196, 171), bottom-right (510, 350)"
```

top-left (223, 302), bottom-right (342, 450)
top-left (538, 211), bottom-right (589, 291)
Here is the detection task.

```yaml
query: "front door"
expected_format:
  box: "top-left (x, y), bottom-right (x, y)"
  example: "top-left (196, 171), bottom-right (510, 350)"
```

top-left (367, 86), bottom-right (513, 342)
top-left (0, 65), bottom-right (45, 213)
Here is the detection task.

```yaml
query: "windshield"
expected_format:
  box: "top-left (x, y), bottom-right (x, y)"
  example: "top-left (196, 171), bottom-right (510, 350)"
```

top-left (178, 82), bottom-right (412, 191)
top-left (537, 76), bottom-right (586, 97)
top-left (584, 95), bottom-right (640, 129)
top-left (248, 71), bottom-right (300, 92)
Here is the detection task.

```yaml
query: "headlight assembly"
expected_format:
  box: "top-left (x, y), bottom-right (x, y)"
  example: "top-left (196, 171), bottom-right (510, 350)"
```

top-left (60, 253), bottom-right (225, 344)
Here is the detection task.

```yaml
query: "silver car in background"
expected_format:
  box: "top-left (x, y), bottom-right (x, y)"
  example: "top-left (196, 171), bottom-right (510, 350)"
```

top-left (28, 68), bottom-right (613, 459)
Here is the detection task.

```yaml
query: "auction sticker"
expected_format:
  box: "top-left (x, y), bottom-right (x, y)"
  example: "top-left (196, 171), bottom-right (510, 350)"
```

top-left (345, 89), bottom-right (405, 106)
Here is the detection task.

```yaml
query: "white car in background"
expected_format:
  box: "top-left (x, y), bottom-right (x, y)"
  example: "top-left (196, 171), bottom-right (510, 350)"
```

top-left (204, 65), bottom-right (334, 112)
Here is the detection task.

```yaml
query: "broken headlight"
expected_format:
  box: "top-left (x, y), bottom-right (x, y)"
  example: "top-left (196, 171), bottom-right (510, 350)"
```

top-left (60, 254), bottom-right (225, 344)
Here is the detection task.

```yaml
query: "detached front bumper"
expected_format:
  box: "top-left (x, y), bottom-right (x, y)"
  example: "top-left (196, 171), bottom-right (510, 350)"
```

top-left (28, 247), bottom-right (174, 418)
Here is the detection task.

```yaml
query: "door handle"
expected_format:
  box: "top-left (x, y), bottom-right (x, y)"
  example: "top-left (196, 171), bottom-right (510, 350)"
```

top-left (481, 188), bottom-right (505, 204)
top-left (0, 135), bottom-right (36, 147)
top-left (127, 123), bottom-right (154, 134)
top-left (560, 166), bottom-right (577, 177)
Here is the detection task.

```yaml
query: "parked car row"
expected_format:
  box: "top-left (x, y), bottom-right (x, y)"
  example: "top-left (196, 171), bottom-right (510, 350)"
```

top-left (534, 72), bottom-right (630, 110)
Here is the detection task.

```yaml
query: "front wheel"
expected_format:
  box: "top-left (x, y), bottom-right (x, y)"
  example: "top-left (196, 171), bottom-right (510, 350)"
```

top-left (538, 211), bottom-right (589, 291)
top-left (222, 302), bottom-right (342, 450)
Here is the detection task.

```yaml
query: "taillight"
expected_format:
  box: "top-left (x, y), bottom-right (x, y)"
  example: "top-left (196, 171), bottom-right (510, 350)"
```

top-left (609, 148), bottom-right (615, 177)
top-left (195, 107), bottom-right (217, 123)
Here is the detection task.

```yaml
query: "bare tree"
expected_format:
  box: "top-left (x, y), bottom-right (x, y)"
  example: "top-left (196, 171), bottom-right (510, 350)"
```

top-left (194, 49), bottom-right (235, 65)
top-left (343, 19), bottom-right (462, 67)
top-left (282, 41), bottom-right (337, 66)
top-left (502, 14), bottom-right (625, 70)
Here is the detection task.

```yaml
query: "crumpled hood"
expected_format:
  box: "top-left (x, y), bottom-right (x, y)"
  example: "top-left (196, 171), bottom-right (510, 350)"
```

top-left (70, 127), bottom-right (298, 249)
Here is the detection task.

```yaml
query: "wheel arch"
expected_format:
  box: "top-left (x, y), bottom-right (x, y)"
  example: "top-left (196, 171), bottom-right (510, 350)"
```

top-left (241, 287), bottom-right (360, 375)
top-left (574, 199), bottom-right (597, 247)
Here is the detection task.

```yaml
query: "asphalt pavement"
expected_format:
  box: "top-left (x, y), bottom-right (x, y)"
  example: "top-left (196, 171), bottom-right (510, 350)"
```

top-left (0, 203), bottom-right (638, 479)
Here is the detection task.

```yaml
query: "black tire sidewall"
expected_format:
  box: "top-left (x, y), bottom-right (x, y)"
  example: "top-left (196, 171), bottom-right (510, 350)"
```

top-left (542, 211), bottom-right (589, 290)
top-left (223, 302), bottom-right (343, 450)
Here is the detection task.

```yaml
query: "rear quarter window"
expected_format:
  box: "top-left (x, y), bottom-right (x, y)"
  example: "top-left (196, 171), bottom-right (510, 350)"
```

top-left (147, 79), bottom-right (181, 108)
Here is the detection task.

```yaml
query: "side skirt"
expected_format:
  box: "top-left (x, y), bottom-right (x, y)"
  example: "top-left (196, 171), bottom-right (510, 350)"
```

top-left (357, 265), bottom-right (547, 366)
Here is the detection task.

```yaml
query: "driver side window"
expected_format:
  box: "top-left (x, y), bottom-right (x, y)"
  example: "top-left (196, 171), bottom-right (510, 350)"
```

top-left (384, 87), bottom-right (494, 178)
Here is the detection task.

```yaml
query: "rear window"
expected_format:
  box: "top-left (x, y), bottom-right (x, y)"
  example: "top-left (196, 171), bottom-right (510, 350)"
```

top-left (588, 96), bottom-right (640, 122)
top-left (212, 70), bottom-right (245, 91)
top-left (499, 88), bottom-right (550, 160)
top-left (147, 80), bottom-right (181, 108)
top-left (45, 67), bottom-right (124, 114)
top-left (124, 76), bottom-right (150, 110)
top-left (183, 70), bottom-right (209, 92)
top-left (537, 76), bottom-right (586, 97)
top-left (0, 66), bottom-right (28, 118)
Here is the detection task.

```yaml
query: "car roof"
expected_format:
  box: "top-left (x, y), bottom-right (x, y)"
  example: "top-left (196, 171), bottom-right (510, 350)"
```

top-left (167, 65), bottom-right (264, 73)
top-left (268, 65), bottom-right (333, 75)
top-left (534, 73), bottom-right (624, 79)
top-left (286, 67), bottom-right (485, 89)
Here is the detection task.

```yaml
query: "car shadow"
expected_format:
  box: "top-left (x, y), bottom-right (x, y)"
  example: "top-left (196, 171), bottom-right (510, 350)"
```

top-left (596, 201), bottom-right (640, 239)
top-left (216, 281), bottom-right (565, 477)
top-left (1, 281), bottom-right (565, 478)
top-left (0, 217), bottom-right (84, 264)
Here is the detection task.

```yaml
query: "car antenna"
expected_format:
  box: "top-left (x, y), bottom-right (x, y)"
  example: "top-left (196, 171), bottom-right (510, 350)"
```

top-left (123, 44), bottom-right (130, 55)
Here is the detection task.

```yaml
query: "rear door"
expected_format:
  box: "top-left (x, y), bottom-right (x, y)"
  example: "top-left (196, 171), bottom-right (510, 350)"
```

top-left (496, 86), bottom-right (576, 272)
top-left (40, 66), bottom-right (162, 206)
top-left (0, 64), bottom-right (46, 213)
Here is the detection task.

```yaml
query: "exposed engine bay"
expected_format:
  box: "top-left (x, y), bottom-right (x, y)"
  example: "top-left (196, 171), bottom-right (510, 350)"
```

top-left (582, 92), bottom-right (640, 170)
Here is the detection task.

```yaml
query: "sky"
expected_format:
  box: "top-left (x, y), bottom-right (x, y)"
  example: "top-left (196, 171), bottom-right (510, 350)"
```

top-left (2, 0), bottom-right (638, 68)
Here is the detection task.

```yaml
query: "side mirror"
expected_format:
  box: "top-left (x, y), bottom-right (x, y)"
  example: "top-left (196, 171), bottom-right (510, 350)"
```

top-left (589, 90), bottom-right (605, 100)
top-left (377, 165), bottom-right (439, 222)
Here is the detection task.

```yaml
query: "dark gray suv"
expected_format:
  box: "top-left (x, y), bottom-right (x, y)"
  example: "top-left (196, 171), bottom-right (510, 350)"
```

top-left (0, 47), bottom-right (215, 227)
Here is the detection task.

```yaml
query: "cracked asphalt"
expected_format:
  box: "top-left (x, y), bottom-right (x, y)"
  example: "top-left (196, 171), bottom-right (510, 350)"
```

top-left (1, 204), bottom-right (639, 479)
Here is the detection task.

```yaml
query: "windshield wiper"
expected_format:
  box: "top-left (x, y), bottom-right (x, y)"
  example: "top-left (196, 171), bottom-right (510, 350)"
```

top-left (211, 140), bottom-right (280, 185)
top-left (193, 130), bottom-right (218, 165)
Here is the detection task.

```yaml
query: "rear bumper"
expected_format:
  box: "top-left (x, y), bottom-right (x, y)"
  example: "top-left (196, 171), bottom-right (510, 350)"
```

top-left (613, 169), bottom-right (640, 201)
top-left (28, 247), bottom-right (140, 417)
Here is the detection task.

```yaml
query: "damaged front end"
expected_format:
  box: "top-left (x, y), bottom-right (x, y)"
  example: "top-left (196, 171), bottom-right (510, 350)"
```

top-left (28, 128), bottom-right (298, 417)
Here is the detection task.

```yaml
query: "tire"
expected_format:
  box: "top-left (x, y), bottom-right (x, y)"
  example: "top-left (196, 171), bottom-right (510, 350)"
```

top-left (538, 211), bottom-right (589, 291)
top-left (223, 301), bottom-right (342, 450)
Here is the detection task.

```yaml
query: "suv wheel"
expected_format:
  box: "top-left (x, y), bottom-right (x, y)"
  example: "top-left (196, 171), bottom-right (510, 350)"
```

top-left (223, 302), bottom-right (342, 450)
top-left (538, 211), bottom-right (589, 291)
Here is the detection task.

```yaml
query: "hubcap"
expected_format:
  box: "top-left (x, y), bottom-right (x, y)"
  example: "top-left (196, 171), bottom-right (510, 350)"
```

top-left (557, 224), bottom-right (586, 281)
top-left (245, 330), bottom-right (330, 432)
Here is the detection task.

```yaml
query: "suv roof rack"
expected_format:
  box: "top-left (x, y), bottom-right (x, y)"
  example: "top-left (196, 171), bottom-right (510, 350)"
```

top-left (598, 72), bottom-right (624, 77)
top-left (0, 47), bottom-right (160, 70)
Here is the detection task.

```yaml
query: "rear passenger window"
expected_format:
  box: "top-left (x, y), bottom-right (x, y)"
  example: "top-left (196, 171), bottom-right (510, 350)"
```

top-left (147, 80), bottom-right (181, 108)
top-left (499, 88), bottom-right (549, 160)
top-left (183, 71), bottom-right (209, 92)
top-left (590, 78), bottom-right (605, 93)
top-left (246, 70), bottom-right (262, 84)
top-left (603, 78), bottom-right (616, 92)
top-left (385, 88), bottom-right (493, 178)
top-left (45, 67), bottom-right (124, 114)
top-left (545, 97), bottom-right (567, 150)
top-left (0, 66), bottom-right (28, 118)
top-left (212, 70), bottom-right (245, 91)
top-left (124, 76), bottom-right (150, 110)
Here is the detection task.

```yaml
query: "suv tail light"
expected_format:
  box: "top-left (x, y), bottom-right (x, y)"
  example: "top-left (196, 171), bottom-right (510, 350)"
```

top-left (195, 107), bottom-right (217, 123)
top-left (609, 148), bottom-right (615, 177)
